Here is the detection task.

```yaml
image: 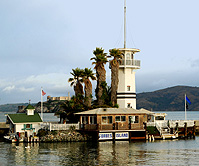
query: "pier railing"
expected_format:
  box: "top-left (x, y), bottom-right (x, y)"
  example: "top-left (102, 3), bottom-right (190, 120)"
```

top-left (41, 122), bottom-right (80, 131)
top-left (50, 122), bottom-right (80, 131)
top-left (147, 120), bottom-right (195, 130)
top-left (169, 120), bottom-right (194, 128)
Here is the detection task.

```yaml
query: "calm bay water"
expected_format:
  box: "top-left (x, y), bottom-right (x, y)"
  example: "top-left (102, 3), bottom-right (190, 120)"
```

top-left (1, 139), bottom-right (199, 166)
top-left (0, 111), bottom-right (199, 166)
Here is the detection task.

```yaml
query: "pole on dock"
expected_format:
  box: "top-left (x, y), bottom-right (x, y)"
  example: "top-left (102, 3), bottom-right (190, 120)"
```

top-left (185, 94), bottom-right (187, 120)
top-left (41, 87), bottom-right (43, 121)
top-left (184, 122), bottom-right (187, 138)
top-left (41, 87), bottom-right (46, 121)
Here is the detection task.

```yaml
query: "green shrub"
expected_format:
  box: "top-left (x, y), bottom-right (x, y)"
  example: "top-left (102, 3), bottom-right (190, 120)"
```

top-left (37, 129), bottom-right (48, 137)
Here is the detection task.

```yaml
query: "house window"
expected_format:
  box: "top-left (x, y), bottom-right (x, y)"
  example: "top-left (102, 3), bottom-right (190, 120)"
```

top-left (129, 116), bottom-right (139, 123)
top-left (115, 116), bottom-right (121, 122)
top-left (102, 117), bottom-right (107, 123)
top-left (115, 116), bottom-right (126, 122)
top-left (23, 124), bottom-right (32, 130)
top-left (82, 116), bottom-right (88, 124)
top-left (108, 116), bottom-right (112, 123)
top-left (26, 124), bottom-right (31, 128)
top-left (90, 116), bottom-right (97, 124)
top-left (127, 86), bottom-right (130, 91)
top-left (127, 103), bottom-right (131, 108)
top-left (102, 116), bottom-right (112, 124)
top-left (121, 116), bottom-right (126, 122)
top-left (155, 116), bottom-right (164, 120)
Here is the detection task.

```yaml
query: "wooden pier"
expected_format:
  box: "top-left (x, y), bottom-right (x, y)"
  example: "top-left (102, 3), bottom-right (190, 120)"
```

top-left (0, 122), bottom-right (9, 136)
top-left (146, 120), bottom-right (196, 140)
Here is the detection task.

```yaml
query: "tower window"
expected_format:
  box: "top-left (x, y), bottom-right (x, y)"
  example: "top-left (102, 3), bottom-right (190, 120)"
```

top-left (127, 86), bottom-right (130, 91)
top-left (126, 53), bottom-right (130, 60)
top-left (127, 103), bottom-right (131, 108)
top-left (131, 54), bottom-right (134, 59)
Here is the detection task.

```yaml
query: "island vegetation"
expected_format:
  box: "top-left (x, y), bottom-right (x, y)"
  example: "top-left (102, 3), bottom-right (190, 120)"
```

top-left (55, 47), bottom-right (123, 122)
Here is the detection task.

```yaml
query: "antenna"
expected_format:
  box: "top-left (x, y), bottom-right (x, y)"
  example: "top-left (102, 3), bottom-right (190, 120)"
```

top-left (124, 0), bottom-right (126, 48)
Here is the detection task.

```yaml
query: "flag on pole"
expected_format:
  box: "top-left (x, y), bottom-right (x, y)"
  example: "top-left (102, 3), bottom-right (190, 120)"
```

top-left (42, 90), bottom-right (46, 96)
top-left (186, 96), bottom-right (191, 104)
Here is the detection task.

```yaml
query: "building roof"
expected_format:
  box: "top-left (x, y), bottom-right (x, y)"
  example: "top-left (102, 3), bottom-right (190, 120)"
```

top-left (75, 108), bottom-right (154, 115)
top-left (25, 104), bottom-right (35, 110)
top-left (7, 113), bottom-right (42, 123)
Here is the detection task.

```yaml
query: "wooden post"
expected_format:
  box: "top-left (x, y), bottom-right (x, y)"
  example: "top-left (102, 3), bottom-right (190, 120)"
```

top-left (113, 123), bottom-right (115, 130)
top-left (129, 131), bottom-right (131, 142)
top-left (176, 122), bottom-right (178, 133)
top-left (184, 122), bottom-right (187, 138)
top-left (193, 121), bottom-right (196, 138)
top-left (113, 132), bottom-right (115, 143)
top-left (143, 122), bottom-right (147, 140)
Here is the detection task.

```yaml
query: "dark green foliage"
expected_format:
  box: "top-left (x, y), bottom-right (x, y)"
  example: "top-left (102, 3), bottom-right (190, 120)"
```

top-left (37, 129), bottom-right (48, 137)
top-left (100, 81), bottom-right (109, 105)
top-left (147, 126), bottom-right (159, 135)
top-left (55, 95), bottom-right (88, 123)
top-left (51, 130), bottom-right (58, 135)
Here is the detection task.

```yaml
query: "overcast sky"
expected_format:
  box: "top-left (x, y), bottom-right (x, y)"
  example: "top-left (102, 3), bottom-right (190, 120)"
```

top-left (1, 0), bottom-right (199, 105)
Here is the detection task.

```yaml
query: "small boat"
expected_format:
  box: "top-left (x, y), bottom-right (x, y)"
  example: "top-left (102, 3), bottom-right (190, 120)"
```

top-left (4, 134), bottom-right (23, 143)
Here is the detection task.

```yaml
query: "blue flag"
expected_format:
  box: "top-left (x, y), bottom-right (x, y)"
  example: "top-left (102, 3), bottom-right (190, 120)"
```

top-left (186, 96), bottom-right (191, 104)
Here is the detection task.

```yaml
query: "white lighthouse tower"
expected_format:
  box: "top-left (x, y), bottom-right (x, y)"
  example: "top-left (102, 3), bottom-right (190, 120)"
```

top-left (112, 0), bottom-right (140, 109)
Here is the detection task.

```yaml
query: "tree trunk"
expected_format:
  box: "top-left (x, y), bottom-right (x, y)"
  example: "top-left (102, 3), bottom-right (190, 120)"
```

top-left (84, 79), bottom-right (92, 107)
top-left (74, 81), bottom-right (84, 97)
top-left (111, 59), bottom-right (119, 106)
top-left (96, 64), bottom-right (106, 106)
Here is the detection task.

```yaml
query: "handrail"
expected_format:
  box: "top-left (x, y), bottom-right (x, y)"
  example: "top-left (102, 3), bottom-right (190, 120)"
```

top-left (119, 59), bottom-right (140, 67)
top-left (155, 122), bottom-right (162, 135)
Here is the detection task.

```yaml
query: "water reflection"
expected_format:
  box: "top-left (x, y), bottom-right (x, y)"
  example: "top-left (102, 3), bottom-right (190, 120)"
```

top-left (1, 138), bottom-right (199, 166)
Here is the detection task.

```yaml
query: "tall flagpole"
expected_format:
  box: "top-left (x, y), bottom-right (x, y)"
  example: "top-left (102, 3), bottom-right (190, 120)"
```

top-left (124, 0), bottom-right (126, 48)
top-left (41, 87), bottom-right (43, 121)
top-left (185, 93), bottom-right (187, 120)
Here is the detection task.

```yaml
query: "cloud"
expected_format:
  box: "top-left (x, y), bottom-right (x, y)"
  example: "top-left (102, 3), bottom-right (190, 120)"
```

top-left (191, 59), bottom-right (199, 68)
top-left (19, 87), bottom-right (35, 92)
top-left (0, 72), bottom-right (73, 104)
top-left (3, 85), bottom-right (15, 92)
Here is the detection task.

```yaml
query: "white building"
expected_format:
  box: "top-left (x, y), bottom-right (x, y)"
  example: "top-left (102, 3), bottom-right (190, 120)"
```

top-left (116, 48), bottom-right (140, 109)
top-left (6, 104), bottom-right (43, 138)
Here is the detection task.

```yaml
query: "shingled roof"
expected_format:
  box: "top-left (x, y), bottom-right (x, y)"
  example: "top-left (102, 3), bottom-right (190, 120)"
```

top-left (25, 104), bottom-right (35, 110)
top-left (7, 113), bottom-right (42, 123)
top-left (75, 108), bottom-right (154, 115)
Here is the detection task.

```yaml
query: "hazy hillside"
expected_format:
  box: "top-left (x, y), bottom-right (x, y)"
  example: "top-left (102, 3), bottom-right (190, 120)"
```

top-left (0, 103), bottom-right (29, 112)
top-left (137, 86), bottom-right (199, 111)
top-left (0, 100), bottom-right (66, 113)
top-left (1, 86), bottom-right (199, 112)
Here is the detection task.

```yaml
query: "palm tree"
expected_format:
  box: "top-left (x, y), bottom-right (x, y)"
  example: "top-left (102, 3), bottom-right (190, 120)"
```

top-left (90, 47), bottom-right (108, 106)
top-left (109, 48), bottom-right (122, 106)
top-left (68, 68), bottom-right (84, 97)
top-left (82, 68), bottom-right (96, 107)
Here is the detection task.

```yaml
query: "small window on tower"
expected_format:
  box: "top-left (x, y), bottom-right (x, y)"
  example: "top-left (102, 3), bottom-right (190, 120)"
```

top-left (127, 86), bottom-right (130, 91)
top-left (126, 53), bottom-right (130, 60)
top-left (131, 54), bottom-right (134, 59)
top-left (127, 103), bottom-right (131, 108)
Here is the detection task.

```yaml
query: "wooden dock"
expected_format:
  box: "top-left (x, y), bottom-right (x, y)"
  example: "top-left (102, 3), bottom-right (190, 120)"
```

top-left (147, 120), bottom-right (196, 140)
top-left (0, 122), bottom-right (9, 136)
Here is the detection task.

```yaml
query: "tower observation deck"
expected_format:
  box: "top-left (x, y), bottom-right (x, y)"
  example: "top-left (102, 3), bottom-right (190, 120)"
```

top-left (110, 0), bottom-right (141, 109)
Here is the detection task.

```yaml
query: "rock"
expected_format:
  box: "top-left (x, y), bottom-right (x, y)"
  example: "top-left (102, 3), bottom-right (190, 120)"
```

top-left (39, 130), bottom-right (88, 142)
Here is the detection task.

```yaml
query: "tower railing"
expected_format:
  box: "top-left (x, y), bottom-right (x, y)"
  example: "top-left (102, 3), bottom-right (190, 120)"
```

top-left (119, 59), bottom-right (140, 68)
